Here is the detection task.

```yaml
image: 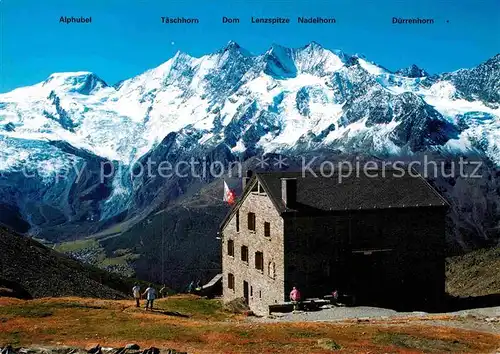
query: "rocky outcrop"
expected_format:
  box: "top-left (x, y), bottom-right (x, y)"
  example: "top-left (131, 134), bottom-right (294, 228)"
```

top-left (0, 345), bottom-right (187, 354)
top-left (442, 54), bottom-right (500, 104)
top-left (88, 344), bottom-right (186, 354)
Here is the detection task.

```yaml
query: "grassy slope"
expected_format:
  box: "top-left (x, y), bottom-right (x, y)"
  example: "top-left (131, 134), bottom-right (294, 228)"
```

top-left (0, 226), bottom-right (150, 299)
top-left (1, 295), bottom-right (499, 354)
top-left (446, 246), bottom-right (500, 297)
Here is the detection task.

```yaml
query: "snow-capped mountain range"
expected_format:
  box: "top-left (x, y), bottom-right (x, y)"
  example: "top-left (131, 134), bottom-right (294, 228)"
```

top-left (0, 41), bottom-right (499, 236)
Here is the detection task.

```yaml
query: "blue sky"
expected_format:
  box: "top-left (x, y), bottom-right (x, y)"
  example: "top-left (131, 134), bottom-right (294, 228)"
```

top-left (0, 0), bottom-right (499, 93)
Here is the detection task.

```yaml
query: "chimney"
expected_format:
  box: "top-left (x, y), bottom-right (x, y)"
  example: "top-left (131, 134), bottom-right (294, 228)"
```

top-left (281, 178), bottom-right (297, 207)
top-left (242, 170), bottom-right (253, 190)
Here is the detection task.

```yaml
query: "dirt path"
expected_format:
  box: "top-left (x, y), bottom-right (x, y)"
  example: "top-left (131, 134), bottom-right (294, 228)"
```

top-left (254, 304), bottom-right (500, 334)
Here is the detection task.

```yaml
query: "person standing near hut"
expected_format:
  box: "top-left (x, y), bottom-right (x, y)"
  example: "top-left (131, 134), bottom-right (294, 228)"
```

top-left (132, 283), bottom-right (141, 308)
top-left (159, 284), bottom-right (168, 298)
top-left (290, 286), bottom-right (302, 311)
top-left (143, 284), bottom-right (157, 311)
top-left (187, 280), bottom-right (194, 293)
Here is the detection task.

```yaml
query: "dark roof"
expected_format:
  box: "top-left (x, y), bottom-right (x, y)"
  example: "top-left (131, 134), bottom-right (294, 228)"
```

top-left (219, 169), bottom-right (448, 231)
top-left (257, 170), bottom-right (449, 214)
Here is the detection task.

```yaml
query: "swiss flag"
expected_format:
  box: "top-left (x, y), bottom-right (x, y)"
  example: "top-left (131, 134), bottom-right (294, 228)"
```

top-left (223, 180), bottom-right (236, 205)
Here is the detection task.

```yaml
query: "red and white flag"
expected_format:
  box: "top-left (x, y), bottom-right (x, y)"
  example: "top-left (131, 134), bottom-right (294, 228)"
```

top-left (223, 180), bottom-right (236, 205)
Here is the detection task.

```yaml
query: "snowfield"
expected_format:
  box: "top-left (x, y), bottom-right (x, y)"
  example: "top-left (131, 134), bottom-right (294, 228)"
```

top-left (0, 43), bottom-right (498, 201)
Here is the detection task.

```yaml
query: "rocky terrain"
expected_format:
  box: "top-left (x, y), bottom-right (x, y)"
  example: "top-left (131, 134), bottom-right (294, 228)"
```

top-left (0, 345), bottom-right (186, 354)
top-left (447, 245), bottom-right (500, 297)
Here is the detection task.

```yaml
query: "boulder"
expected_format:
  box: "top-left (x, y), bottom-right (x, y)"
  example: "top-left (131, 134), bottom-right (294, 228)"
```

top-left (223, 297), bottom-right (249, 314)
top-left (87, 345), bottom-right (102, 354)
top-left (1, 346), bottom-right (15, 354)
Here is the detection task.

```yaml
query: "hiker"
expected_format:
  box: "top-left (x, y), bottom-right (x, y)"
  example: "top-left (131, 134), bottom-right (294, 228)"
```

top-left (143, 284), bottom-right (157, 311)
top-left (159, 284), bottom-right (168, 298)
top-left (332, 289), bottom-right (339, 304)
top-left (132, 283), bottom-right (141, 308)
top-left (187, 280), bottom-right (194, 293)
top-left (290, 286), bottom-right (301, 311)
